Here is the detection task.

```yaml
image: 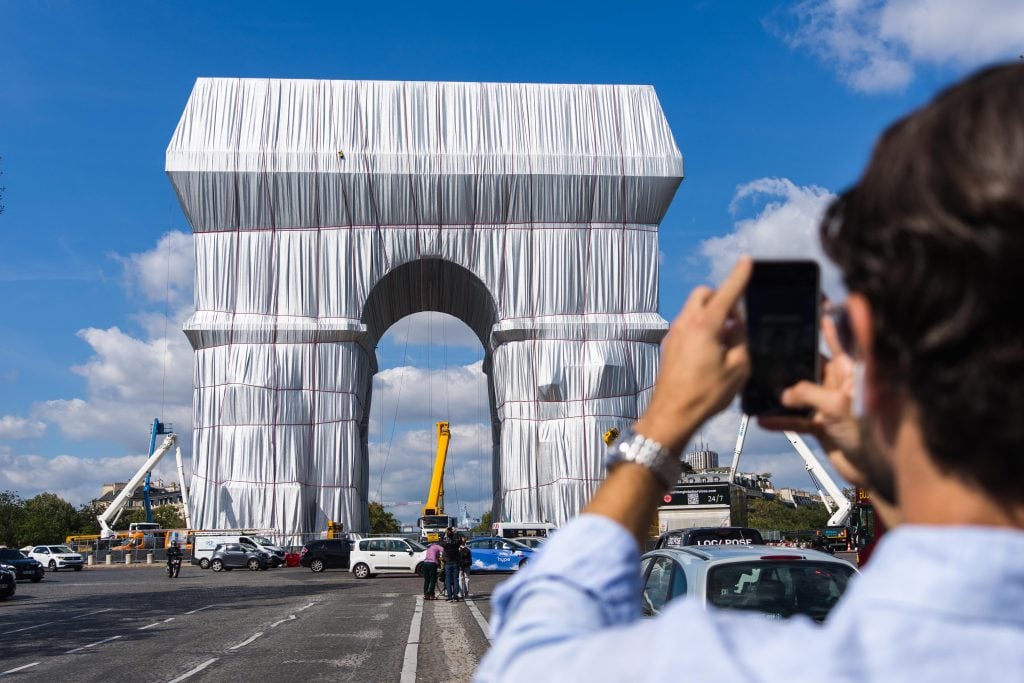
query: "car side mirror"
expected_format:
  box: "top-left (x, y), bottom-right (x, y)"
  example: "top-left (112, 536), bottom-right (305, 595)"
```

top-left (408, 550), bottom-right (413, 555)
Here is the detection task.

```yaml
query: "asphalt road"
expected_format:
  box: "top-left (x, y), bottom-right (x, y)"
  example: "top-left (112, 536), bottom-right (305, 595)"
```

top-left (0, 564), bottom-right (510, 682)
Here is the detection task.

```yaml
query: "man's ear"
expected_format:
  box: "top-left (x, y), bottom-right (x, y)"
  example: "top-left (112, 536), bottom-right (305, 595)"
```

top-left (846, 294), bottom-right (883, 411)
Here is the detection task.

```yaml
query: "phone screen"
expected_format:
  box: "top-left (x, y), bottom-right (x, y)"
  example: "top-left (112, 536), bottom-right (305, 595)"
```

top-left (741, 260), bottom-right (821, 416)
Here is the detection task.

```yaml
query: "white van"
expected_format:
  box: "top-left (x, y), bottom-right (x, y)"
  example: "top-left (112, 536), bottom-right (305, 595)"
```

top-left (191, 532), bottom-right (285, 569)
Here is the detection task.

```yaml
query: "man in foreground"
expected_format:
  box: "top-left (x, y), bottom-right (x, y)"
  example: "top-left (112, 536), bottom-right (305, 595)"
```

top-left (476, 63), bottom-right (1024, 682)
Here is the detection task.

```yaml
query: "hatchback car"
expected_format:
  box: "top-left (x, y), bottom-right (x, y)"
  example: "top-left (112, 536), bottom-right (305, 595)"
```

top-left (26, 545), bottom-right (84, 572)
top-left (655, 526), bottom-right (765, 549)
top-left (0, 548), bottom-right (44, 582)
top-left (349, 537), bottom-right (426, 579)
top-left (300, 539), bottom-right (353, 572)
top-left (640, 545), bottom-right (856, 622)
top-left (210, 543), bottom-right (269, 572)
top-left (465, 537), bottom-right (534, 572)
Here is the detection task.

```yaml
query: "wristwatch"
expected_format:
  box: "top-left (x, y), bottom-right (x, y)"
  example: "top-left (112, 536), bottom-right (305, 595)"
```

top-left (605, 426), bottom-right (681, 489)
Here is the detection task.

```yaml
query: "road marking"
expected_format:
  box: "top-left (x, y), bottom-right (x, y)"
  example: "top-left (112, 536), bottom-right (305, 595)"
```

top-left (400, 595), bottom-right (424, 683)
top-left (184, 605), bottom-right (216, 615)
top-left (167, 657), bottom-right (219, 683)
top-left (70, 608), bottom-right (113, 620)
top-left (2, 622), bottom-right (54, 635)
top-left (0, 662), bottom-right (40, 676)
top-left (270, 614), bottom-right (296, 628)
top-left (228, 632), bottom-right (263, 650)
top-left (465, 599), bottom-right (492, 643)
top-left (298, 602), bottom-right (315, 611)
top-left (139, 617), bottom-right (174, 630)
top-left (66, 635), bottom-right (122, 654)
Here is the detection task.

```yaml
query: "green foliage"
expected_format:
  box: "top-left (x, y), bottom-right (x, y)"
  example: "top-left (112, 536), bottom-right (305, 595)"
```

top-left (152, 505), bottom-right (187, 529)
top-left (471, 511), bottom-right (493, 533)
top-left (18, 493), bottom-right (80, 546)
top-left (368, 501), bottom-right (400, 534)
top-left (0, 490), bottom-right (26, 546)
top-left (76, 503), bottom-right (101, 535)
top-left (747, 497), bottom-right (830, 532)
top-left (114, 508), bottom-right (149, 528)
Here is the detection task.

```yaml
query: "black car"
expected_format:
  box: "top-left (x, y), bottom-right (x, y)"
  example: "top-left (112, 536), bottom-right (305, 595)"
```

top-left (655, 527), bottom-right (765, 550)
top-left (0, 566), bottom-right (16, 600)
top-left (0, 548), bottom-right (44, 582)
top-left (300, 539), bottom-right (352, 572)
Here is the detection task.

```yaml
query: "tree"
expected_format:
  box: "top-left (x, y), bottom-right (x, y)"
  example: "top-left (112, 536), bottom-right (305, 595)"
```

top-left (368, 502), bottom-right (400, 534)
top-left (17, 493), bottom-right (79, 546)
top-left (152, 505), bottom-right (187, 529)
top-left (75, 503), bottom-right (102, 535)
top-left (0, 490), bottom-right (26, 546)
top-left (471, 511), bottom-right (493, 533)
top-left (747, 497), bottom-right (830, 532)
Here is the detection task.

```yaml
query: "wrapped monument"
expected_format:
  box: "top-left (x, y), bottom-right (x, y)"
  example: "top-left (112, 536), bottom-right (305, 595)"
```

top-left (167, 78), bottom-right (683, 538)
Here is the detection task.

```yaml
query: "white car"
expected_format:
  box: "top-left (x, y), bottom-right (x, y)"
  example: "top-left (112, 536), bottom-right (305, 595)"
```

top-left (349, 537), bottom-right (427, 579)
top-left (27, 545), bottom-right (85, 572)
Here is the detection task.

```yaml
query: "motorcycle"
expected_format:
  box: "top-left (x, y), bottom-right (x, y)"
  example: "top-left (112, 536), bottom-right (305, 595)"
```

top-left (166, 552), bottom-right (182, 578)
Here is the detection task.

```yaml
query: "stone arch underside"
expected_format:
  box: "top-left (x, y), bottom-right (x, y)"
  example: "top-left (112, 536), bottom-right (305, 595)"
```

top-left (169, 78), bottom-right (683, 539)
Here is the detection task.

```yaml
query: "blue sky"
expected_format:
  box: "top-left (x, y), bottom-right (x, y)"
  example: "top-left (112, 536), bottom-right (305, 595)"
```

top-left (1, 1), bottom-right (1020, 524)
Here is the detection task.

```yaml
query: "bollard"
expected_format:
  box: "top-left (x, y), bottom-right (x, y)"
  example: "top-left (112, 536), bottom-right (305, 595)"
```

top-left (106, 554), bottom-right (112, 565)
top-left (147, 552), bottom-right (154, 565)
top-left (125, 554), bottom-right (132, 566)
top-left (87, 554), bottom-right (94, 566)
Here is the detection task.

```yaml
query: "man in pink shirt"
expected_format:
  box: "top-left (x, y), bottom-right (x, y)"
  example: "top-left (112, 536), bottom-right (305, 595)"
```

top-left (422, 541), bottom-right (443, 600)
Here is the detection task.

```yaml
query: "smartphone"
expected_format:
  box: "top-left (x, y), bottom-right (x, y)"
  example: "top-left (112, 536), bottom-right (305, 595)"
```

top-left (741, 260), bottom-right (821, 416)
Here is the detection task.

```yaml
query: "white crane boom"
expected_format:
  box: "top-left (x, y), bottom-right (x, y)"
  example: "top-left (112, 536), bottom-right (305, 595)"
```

top-left (174, 442), bottom-right (192, 529)
top-left (98, 434), bottom-right (177, 538)
top-left (783, 431), bottom-right (853, 527)
top-left (727, 413), bottom-right (750, 484)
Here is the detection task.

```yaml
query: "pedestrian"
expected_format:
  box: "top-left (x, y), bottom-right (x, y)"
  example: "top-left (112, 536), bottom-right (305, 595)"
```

top-left (440, 527), bottom-right (461, 602)
top-left (422, 540), bottom-right (442, 600)
top-left (458, 536), bottom-right (472, 598)
top-left (477, 63), bottom-right (1024, 682)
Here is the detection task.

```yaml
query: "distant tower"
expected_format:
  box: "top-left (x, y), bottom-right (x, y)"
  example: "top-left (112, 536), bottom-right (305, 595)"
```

top-left (686, 437), bottom-right (720, 470)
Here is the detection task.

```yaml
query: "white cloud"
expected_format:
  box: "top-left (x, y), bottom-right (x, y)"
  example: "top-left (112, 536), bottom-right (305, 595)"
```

top-left (117, 230), bottom-right (194, 311)
top-left (0, 415), bottom-right (46, 440)
top-left (701, 177), bottom-right (843, 298)
top-left (381, 312), bottom-right (483, 351)
top-left (782, 0), bottom-right (1024, 92)
top-left (368, 360), bottom-right (490, 432)
top-left (0, 449), bottom-right (191, 508)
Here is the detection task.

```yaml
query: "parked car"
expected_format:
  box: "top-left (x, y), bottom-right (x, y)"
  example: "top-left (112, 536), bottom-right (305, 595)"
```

top-left (300, 539), bottom-right (353, 572)
top-left (0, 548), bottom-right (44, 582)
top-left (465, 537), bottom-right (534, 572)
top-left (210, 543), bottom-right (269, 572)
top-left (511, 537), bottom-right (546, 549)
top-left (640, 545), bottom-right (857, 622)
top-left (26, 545), bottom-right (84, 572)
top-left (0, 565), bottom-right (16, 601)
top-left (349, 537), bottom-right (426, 579)
top-left (654, 527), bottom-right (765, 550)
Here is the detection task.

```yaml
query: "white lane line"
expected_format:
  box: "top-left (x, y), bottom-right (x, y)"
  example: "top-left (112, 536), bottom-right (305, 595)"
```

top-left (228, 632), bottom-right (263, 650)
top-left (2, 622), bottom-right (54, 635)
top-left (465, 599), bottom-right (492, 643)
top-left (139, 617), bottom-right (174, 631)
top-left (298, 602), bottom-right (315, 611)
top-left (0, 662), bottom-right (40, 676)
top-left (400, 595), bottom-right (424, 683)
top-left (269, 614), bottom-right (296, 628)
top-left (70, 608), bottom-right (113, 620)
top-left (66, 635), bottom-right (122, 654)
top-left (167, 657), bottom-right (219, 683)
top-left (184, 605), bottom-right (216, 615)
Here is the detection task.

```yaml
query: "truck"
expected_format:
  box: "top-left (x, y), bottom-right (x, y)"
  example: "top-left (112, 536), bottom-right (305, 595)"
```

top-left (417, 422), bottom-right (459, 543)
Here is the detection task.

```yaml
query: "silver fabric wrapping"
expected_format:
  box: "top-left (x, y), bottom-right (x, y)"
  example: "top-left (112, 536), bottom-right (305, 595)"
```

top-left (168, 78), bottom-right (683, 538)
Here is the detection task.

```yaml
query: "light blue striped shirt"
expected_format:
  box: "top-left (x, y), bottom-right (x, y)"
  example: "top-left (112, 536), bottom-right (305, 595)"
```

top-left (476, 514), bottom-right (1024, 682)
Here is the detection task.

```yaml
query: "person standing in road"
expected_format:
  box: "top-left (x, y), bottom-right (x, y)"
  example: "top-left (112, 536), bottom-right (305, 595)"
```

top-left (422, 540), bottom-right (442, 600)
top-left (458, 536), bottom-right (472, 598)
top-left (477, 63), bottom-right (1024, 682)
top-left (441, 527), bottom-right (462, 602)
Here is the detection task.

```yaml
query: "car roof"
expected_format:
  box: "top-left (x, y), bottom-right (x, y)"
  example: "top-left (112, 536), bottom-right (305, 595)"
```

top-left (644, 544), bottom-right (855, 568)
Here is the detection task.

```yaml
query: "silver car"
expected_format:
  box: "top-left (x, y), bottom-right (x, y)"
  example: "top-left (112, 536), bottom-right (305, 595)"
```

top-left (640, 544), bottom-right (857, 622)
top-left (210, 543), bottom-right (269, 572)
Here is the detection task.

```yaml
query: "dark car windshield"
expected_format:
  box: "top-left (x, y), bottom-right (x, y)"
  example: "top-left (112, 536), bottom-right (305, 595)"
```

top-left (707, 561), bottom-right (855, 622)
top-left (0, 549), bottom-right (25, 560)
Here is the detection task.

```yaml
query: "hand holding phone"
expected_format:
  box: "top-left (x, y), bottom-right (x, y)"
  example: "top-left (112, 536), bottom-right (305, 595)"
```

top-left (741, 260), bottom-right (821, 416)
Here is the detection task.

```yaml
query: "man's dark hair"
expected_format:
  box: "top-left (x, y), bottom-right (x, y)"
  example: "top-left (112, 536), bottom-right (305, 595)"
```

top-left (821, 62), bottom-right (1024, 503)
